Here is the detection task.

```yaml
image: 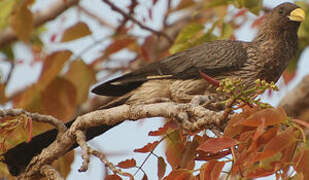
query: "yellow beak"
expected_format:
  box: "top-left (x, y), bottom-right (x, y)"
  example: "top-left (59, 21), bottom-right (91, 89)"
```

top-left (288, 8), bottom-right (306, 22)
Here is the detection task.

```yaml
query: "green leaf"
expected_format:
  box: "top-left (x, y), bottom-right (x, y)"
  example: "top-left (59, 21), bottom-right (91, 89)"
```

top-left (169, 23), bottom-right (204, 54)
top-left (0, 0), bottom-right (16, 30)
top-left (235, 0), bottom-right (262, 15)
top-left (61, 22), bottom-right (92, 42)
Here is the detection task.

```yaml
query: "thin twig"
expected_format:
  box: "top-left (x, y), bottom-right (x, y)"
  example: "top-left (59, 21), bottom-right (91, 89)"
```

top-left (102, 0), bottom-right (173, 44)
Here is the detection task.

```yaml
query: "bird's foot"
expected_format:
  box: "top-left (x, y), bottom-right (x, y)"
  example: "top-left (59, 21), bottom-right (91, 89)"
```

top-left (143, 97), bottom-right (172, 104)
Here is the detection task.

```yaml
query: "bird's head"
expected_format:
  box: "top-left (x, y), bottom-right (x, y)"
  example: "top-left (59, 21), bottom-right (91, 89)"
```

top-left (264, 3), bottom-right (305, 33)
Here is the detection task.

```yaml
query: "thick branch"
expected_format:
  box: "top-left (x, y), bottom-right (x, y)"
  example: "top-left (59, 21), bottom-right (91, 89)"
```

top-left (17, 102), bottom-right (224, 179)
top-left (0, 0), bottom-right (80, 49)
top-left (279, 74), bottom-right (309, 118)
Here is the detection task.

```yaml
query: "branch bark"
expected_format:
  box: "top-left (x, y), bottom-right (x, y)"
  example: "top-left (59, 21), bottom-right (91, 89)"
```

top-left (16, 102), bottom-right (225, 179)
top-left (279, 74), bottom-right (309, 119)
top-left (0, 0), bottom-right (80, 49)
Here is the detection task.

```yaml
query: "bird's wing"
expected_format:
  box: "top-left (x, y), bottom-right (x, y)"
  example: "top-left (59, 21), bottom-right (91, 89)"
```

top-left (92, 40), bottom-right (249, 96)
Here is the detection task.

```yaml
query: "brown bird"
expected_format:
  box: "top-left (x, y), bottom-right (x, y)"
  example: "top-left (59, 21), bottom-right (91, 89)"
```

top-left (3, 2), bottom-right (305, 176)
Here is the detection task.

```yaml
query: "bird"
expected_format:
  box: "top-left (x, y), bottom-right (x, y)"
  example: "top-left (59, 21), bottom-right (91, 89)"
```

top-left (2, 2), bottom-right (305, 176)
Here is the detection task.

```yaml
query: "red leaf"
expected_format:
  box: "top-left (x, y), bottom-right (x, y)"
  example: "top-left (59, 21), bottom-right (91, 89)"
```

top-left (253, 127), bottom-right (297, 161)
top-left (149, 121), bottom-right (174, 136)
top-left (165, 169), bottom-right (192, 180)
top-left (283, 70), bottom-right (296, 85)
top-left (195, 149), bottom-right (231, 161)
top-left (238, 108), bottom-right (287, 127)
top-left (26, 117), bottom-right (33, 142)
top-left (104, 37), bottom-right (135, 58)
top-left (117, 159), bottom-right (136, 169)
top-left (294, 148), bottom-right (309, 180)
top-left (134, 141), bottom-right (159, 153)
top-left (197, 137), bottom-right (238, 153)
top-left (200, 160), bottom-right (225, 180)
top-left (142, 174), bottom-right (148, 180)
top-left (105, 174), bottom-right (122, 180)
top-left (158, 156), bottom-right (166, 179)
top-left (251, 15), bottom-right (265, 28)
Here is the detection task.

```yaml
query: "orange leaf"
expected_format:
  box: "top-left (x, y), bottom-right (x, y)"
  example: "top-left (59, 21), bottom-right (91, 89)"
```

top-left (165, 169), bottom-right (192, 180)
top-left (65, 60), bottom-right (96, 104)
top-left (104, 37), bottom-right (135, 58)
top-left (105, 175), bottom-right (122, 180)
top-left (253, 127), bottom-right (297, 161)
top-left (196, 150), bottom-right (231, 161)
top-left (41, 77), bottom-right (77, 122)
top-left (10, 1), bottom-right (33, 42)
top-left (142, 174), bottom-right (148, 180)
top-left (239, 108), bottom-right (287, 127)
top-left (165, 130), bottom-right (185, 169)
top-left (38, 50), bottom-right (72, 90)
top-left (294, 148), bottom-right (309, 180)
top-left (149, 121), bottom-right (175, 136)
top-left (117, 158), bottom-right (136, 169)
top-left (158, 156), bottom-right (166, 179)
top-left (200, 160), bottom-right (225, 180)
top-left (197, 137), bottom-right (238, 153)
top-left (134, 141), bottom-right (159, 153)
top-left (283, 70), bottom-right (296, 85)
top-left (52, 151), bottom-right (75, 178)
top-left (61, 22), bottom-right (91, 42)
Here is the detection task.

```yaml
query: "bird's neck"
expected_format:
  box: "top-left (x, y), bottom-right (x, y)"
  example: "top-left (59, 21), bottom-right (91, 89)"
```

top-left (252, 29), bottom-right (299, 83)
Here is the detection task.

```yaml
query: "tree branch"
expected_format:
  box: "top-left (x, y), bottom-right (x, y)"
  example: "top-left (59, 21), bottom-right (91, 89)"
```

top-left (16, 102), bottom-right (225, 179)
top-left (279, 74), bottom-right (309, 119)
top-left (0, 0), bottom-right (80, 49)
top-left (102, 0), bottom-right (173, 44)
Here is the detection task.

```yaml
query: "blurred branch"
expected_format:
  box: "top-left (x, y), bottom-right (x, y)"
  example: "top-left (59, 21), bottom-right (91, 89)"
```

top-left (77, 5), bottom-right (115, 29)
top-left (102, 0), bottom-right (173, 44)
top-left (17, 102), bottom-right (225, 179)
top-left (279, 74), bottom-right (309, 119)
top-left (0, 0), bottom-right (80, 49)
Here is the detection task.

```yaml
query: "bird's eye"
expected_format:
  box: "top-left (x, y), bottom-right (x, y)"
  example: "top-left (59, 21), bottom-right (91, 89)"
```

top-left (279, 8), bottom-right (284, 14)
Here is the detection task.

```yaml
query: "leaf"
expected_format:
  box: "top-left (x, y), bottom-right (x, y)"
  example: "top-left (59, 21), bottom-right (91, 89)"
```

top-left (105, 174), bottom-right (122, 180)
top-left (142, 174), bottom-right (148, 180)
top-left (165, 130), bottom-right (185, 169)
top-left (38, 50), bottom-right (72, 90)
top-left (158, 156), bottom-right (166, 179)
top-left (200, 160), bottom-right (225, 180)
top-left (117, 158), bottom-right (136, 169)
top-left (0, 0), bottom-right (16, 30)
top-left (149, 121), bottom-right (175, 136)
top-left (10, 1), bottom-right (33, 42)
top-left (164, 169), bottom-right (192, 180)
top-left (61, 22), bottom-right (92, 42)
top-left (134, 141), bottom-right (159, 153)
top-left (235, 0), bottom-right (262, 15)
top-left (253, 127), bottom-right (297, 161)
top-left (65, 60), bottom-right (96, 104)
top-left (169, 23), bottom-right (204, 54)
top-left (294, 147), bottom-right (309, 180)
top-left (238, 108), bottom-right (287, 127)
top-left (41, 77), bottom-right (76, 122)
top-left (103, 37), bottom-right (136, 58)
top-left (197, 137), bottom-right (238, 153)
